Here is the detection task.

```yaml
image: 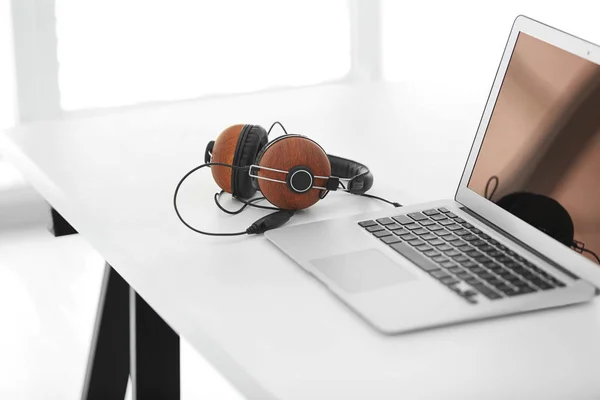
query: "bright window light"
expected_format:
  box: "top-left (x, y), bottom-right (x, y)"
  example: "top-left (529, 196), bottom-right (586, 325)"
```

top-left (0, 0), bottom-right (15, 130)
top-left (55, 0), bottom-right (351, 110)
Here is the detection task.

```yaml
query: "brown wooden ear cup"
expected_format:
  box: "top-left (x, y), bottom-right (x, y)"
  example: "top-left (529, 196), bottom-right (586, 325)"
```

top-left (210, 124), bottom-right (267, 198)
top-left (211, 124), bottom-right (244, 194)
top-left (256, 136), bottom-right (331, 210)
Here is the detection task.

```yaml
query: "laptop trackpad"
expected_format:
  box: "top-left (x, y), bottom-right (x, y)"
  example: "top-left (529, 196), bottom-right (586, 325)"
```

top-left (310, 249), bottom-right (416, 293)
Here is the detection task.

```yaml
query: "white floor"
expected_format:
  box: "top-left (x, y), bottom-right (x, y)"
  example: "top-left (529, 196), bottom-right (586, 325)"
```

top-left (0, 223), bottom-right (245, 400)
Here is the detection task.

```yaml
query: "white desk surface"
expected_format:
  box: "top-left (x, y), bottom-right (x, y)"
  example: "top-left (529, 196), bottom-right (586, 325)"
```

top-left (2, 82), bottom-right (599, 399)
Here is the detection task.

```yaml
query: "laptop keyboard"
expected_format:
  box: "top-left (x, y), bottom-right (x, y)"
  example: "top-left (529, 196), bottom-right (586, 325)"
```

top-left (359, 207), bottom-right (566, 304)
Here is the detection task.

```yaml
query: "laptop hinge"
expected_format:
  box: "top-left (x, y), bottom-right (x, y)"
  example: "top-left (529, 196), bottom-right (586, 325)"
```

top-left (459, 206), bottom-right (580, 281)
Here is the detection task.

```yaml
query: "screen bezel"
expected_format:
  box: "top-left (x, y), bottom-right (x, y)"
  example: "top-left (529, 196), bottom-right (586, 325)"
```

top-left (455, 15), bottom-right (600, 287)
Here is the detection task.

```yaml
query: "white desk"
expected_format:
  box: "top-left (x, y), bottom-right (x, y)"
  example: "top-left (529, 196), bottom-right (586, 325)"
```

top-left (3, 82), bottom-right (600, 399)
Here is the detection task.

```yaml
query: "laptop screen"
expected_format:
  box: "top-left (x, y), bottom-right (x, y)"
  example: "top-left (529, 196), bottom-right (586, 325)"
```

top-left (468, 32), bottom-right (600, 263)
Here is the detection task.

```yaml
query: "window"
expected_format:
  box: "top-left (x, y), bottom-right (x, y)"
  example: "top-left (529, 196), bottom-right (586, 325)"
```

top-left (0, 0), bottom-right (15, 130)
top-left (55, 0), bottom-right (351, 110)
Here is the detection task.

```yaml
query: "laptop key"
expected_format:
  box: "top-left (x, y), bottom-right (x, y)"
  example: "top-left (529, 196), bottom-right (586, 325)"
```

top-left (462, 234), bottom-right (478, 241)
top-left (423, 249), bottom-right (439, 257)
top-left (399, 233), bottom-right (417, 241)
top-left (512, 279), bottom-right (531, 287)
top-left (457, 272), bottom-right (472, 279)
top-left (452, 255), bottom-right (469, 263)
top-left (472, 285), bottom-right (502, 300)
top-left (359, 220), bottom-right (377, 227)
top-left (389, 242), bottom-right (444, 273)
top-left (423, 209), bottom-right (440, 216)
top-left (454, 217), bottom-right (466, 224)
top-left (366, 225), bottom-right (385, 232)
top-left (413, 228), bottom-right (430, 235)
top-left (386, 223), bottom-right (403, 231)
top-left (431, 270), bottom-right (451, 279)
top-left (534, 280), bottom-right (554, 290)
top-left (415, 244), bottom-right (433, 252)
top-left (421, 233), bottom-right (437, 241)
top-left (444, 235), bottom-right (460, 242)
top-left (429, 238), bottom-right (446, 246)
top-left (455, 229), bottom-right (470, 236)
top-left (439, 219), bottom-right (454, 226)
top-left (408, 212), bottom-right (428, 221)
top-left (513, 286), bottom-right (535, 295)
top-left (376, 217), bottom-right (395, 225)
top-left (465, 277), bottom-right (481, 285)
top-left (436, 230), bottom-right (452, 237)
top-left (437, 244), bottom-right (453, 251)
top-left (445, 224), bottom-right (462, 231)
top-left (432, 255), bottom-right (447, 262)
top-left (373, 230), bottom-right (392, 238)
top-left (427, 225), bottom-right (443, 231)
top-left (480, 245), bottom-right (495, 253)
top-left (438, 207), bottom-right (450, 213)
top-left (478, 272), bottom-right (495, 280)
top-left (408, 239), bottom-right (426, 247)
top-left (431, 214), bottom-right (447, 221)
top-left (393, 215), bottom-right (413, 225)
top-left (450, 240), bottom-right (468, 248)
top-left (419, 219), bottom-right (435, 226)
top-left (473, 255), bottom-right (490, 263)
top-left (406, 223), bottom-right (422, 230)
top-left (444, 249), bottom-right (461, 257)
top-left (380, 235), bottom-right (401, 244)
top-left (446, 212), bottom-right (458, 218)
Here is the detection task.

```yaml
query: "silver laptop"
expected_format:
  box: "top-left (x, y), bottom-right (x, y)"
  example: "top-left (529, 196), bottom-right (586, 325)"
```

top-left (265, 16), bottom-right (600, 334)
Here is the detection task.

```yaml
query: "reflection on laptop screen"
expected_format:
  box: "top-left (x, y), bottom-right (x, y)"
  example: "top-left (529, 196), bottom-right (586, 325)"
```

top-left (468, 32), bottom-right (600, 263)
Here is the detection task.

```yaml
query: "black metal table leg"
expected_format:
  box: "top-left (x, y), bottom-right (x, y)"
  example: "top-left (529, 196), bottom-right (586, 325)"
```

top-left (81, 264), bottom-right (130, 400)
top-left (81, 264), bottom-right (181, 399)
top-left (48, 207), bottom-right (78, 236)
top-left (130, 289), bottom-right (181, 400)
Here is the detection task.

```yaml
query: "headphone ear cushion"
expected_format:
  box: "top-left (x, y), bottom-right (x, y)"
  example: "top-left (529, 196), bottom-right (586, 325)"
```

top-left (232, 125), bottom-right (268, 198)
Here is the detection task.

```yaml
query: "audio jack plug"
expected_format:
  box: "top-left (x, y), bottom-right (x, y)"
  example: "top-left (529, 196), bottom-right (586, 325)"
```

top-left (246, 210), bottom-right (296, 234)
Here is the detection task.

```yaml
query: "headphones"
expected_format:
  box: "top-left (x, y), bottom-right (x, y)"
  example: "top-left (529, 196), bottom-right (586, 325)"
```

top-left (204, 123), bottom-right (374, 210)
top-left (174, 122), bottom-right (395, 237)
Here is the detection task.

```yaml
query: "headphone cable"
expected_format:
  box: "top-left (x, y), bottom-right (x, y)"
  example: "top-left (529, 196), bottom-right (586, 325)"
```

top-left (214, 190), bottom-right (280, 215)
top-left (266, 121), bottom-right (289, 136)
top-left (174, 163), bottom-right (249, 236)
top-left (359, 193), bottom-right (402, 207)
top-left (338, 181), bottom-right (402, 208)
top-left (581, 248), bottom-right (600, 265)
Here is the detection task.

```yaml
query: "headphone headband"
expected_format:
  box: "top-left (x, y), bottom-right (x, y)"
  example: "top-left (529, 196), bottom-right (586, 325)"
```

top-left (327, 154), bottom-right (373, 195)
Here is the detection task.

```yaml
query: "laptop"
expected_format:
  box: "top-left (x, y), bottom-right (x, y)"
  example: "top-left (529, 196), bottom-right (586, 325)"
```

top-left (265, 16), bottom-right (600, 334)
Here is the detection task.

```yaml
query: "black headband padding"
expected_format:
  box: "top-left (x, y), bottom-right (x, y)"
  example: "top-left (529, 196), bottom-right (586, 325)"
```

top-left (232, 125), bottom-right (268, 198)
top-left (328, 154), bottom-right (373, 194)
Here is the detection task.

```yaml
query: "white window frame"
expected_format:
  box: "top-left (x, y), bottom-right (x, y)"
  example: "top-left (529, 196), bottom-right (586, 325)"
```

top-left (9, 0), bottom-right (382, 123)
